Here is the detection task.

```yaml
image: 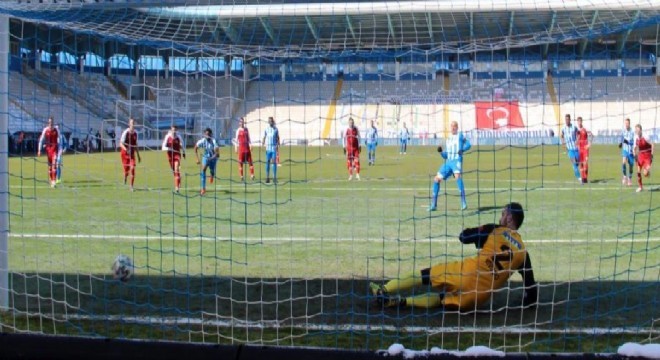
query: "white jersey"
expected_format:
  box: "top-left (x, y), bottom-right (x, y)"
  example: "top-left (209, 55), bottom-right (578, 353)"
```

top-left (445, 132), bottom-right (471, 161)
top-left (263, 126), bottom-right (279, 152)
top-left (365, 127), bottom-right (378, 145)
top-left (399, 128), bottom-right (410, 141)
top-left (561, 124), bottom-right (578, 151)
top-left (195, 137), bottom-right (220, 158)
top-left (621, 128), bottom-right (635, 154)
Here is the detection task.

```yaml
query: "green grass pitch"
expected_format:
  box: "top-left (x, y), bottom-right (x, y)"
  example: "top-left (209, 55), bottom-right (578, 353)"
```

top-left (3, 144), bottom-right (659, 352)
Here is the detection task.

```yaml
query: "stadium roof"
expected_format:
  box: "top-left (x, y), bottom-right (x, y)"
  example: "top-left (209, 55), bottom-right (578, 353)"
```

top-left (1, 0), bottom-right (659, 57)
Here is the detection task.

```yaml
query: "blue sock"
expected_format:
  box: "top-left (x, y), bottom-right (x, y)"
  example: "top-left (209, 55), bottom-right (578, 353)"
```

top-left (431, 181), bottom-right (440, 207)
top-left (273, 163), bottom-right (277, 180)
top-left (573, 163), bottom-right (580, 179)
top-left (628, 163), bottom-right (633, 178)
top-left (200, 171), bottom-right (206, 190)
top-left (56, 166), bottom-right (61, 180)
top-left (622, 163), bottom-right (627, 176)
top-left (265, 162), bottom-right (270, 179)
top-left (457, 178), bottom-right (466, 204)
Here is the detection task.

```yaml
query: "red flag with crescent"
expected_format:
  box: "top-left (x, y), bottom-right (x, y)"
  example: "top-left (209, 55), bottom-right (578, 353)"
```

top-left (475, 101), bottom-right (524, 129)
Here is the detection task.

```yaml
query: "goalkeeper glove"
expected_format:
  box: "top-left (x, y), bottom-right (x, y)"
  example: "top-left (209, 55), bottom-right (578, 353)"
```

top-left (437, 146), bottom-right (443, 153)
top-left (618, 143), bottom-right (622, 149)
top-left (182, 153), bottom-right (186, 159)
top-left (358, 146), bottom-right (362, 154)
top-left (343, 148), bottom-right (346, 155)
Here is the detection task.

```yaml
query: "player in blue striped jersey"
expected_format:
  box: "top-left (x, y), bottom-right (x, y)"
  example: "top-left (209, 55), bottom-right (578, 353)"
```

top-left (194, 128), bottom-right (220, 196)
top-left (55, 124), bottom-right (67, 184)
top-left (560, 114), bottom-right (580, 182)
top-left (399, 123), bottom-right (410, 154)
top-left (429, 121), bottom-right (471, 211)
top-left (262, 117), bottom-right (280, 184)
top-left (619, 118), bottom-right (635, 186)
top-left (365, 120), bottom-right (378, 165)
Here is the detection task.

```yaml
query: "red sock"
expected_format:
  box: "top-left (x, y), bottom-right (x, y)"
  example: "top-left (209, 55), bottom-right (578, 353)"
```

top-left (249, 165), bottom-right (254, 176)
top-left (638, 173), bottom-right (643, 188)
top-left (584, 163), bottom-right (588, 178)
top-left (131, 169), bottom-right (135, 186)
top-left (239, 165), bottom-right (244, 177)
top-left (346, 160), bottom-right (352, 175)
top-left (175, 172), bottom-right (181, 187)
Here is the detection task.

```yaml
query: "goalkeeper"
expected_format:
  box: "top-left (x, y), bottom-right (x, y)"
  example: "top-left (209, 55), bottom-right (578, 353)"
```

top-left (370, 202), bottom-right (538, 310)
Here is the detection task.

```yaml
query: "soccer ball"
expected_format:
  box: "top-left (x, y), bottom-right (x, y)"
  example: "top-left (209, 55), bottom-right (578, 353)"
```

top-left (111, 255), bottom-right (134, 282)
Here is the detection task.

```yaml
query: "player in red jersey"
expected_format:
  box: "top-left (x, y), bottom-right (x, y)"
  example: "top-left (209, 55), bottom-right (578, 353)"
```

top-left (235, 117), bottom-right (255, 181)
top-left (633, 124), bottom-right (654, 192)
top-left (576, 116), bottom-right (593, 184)
top-left (161, 125), bottom-right (186, 192)
top-left (119, 118), bottom-right (142, 191)
top-left (37, 116), bottom-right (61, 188)
top-left (342, 117), bottom-right (361, 180)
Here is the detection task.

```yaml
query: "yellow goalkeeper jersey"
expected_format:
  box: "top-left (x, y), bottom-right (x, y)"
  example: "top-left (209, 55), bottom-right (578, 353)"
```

top-left (430, 226), bottom-right (528, 309)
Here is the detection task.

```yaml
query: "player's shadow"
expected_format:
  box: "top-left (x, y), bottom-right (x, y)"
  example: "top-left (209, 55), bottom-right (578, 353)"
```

top-left (589, 178), bottom-right (613, 184)
top-left (66, 179), bottom-right (104, 185)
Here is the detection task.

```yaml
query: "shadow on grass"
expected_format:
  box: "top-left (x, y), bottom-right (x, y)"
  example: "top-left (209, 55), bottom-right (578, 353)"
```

top-left (8, 274), bottom-right (658, 338)
top-left (5, 274), bottom-right (659, 351)
top-left (589, 178), bottom-right (614, 184)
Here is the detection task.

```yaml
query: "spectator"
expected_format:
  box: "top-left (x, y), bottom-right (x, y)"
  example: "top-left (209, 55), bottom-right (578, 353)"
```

top-left (95, 130), bottom-right (102, 151)
top-left (108, 128), bottom-right (117, 149)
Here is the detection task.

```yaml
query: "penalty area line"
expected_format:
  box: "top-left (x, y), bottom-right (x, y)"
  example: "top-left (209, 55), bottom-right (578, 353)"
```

top-left (8, 233), bottom-right (660, 244)
top-left (62, 314), bottom-right (660, 335)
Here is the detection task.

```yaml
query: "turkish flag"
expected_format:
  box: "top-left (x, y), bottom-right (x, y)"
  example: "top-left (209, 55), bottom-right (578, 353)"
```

top-left (475, 101), bottom-right (525, 130)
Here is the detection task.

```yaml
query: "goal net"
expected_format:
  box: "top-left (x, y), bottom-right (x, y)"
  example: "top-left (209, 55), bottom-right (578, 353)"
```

top-left (0, 1), bottom-right (658, 353)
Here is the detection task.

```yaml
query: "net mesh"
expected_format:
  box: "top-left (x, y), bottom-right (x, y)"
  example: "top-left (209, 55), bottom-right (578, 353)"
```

top-left (1, 2), bottom-right (659, 353)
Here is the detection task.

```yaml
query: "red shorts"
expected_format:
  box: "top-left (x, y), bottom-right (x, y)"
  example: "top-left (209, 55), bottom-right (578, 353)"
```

top-left (578, 148), bottom-right (589, 163)
top-left (121, 149), bottom-right (136, 167)
top-left (168, 153), bottom-right (181, 170)
top-left (238, 151), bottom-right (253, 164)
top-left (637, 154), bottom-right (652, 169)
top-left (346, 148), bottom-right (360, 161)
top-left (45, 147), bottom-right (57, 165)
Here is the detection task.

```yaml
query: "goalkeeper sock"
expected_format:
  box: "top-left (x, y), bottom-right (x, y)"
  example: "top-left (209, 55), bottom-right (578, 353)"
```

top-left (200, 171), bottom-right (206, 190)
top-left (404, 293), bottom-right (443, 309)
top-left (383, 271), bottom-right (423, 293)
top-left (431, 181), bottom-right (440, 207)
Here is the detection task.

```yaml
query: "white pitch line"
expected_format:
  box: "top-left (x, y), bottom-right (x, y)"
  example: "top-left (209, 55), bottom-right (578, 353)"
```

top-left (310, 186), bottom-right (659, 192)
top-left (8, 233), bottom-right (660, 244)
top-left (62, 314), bottom-right (660, 335)
top-left (8, 184), bottom-right (659, 192)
